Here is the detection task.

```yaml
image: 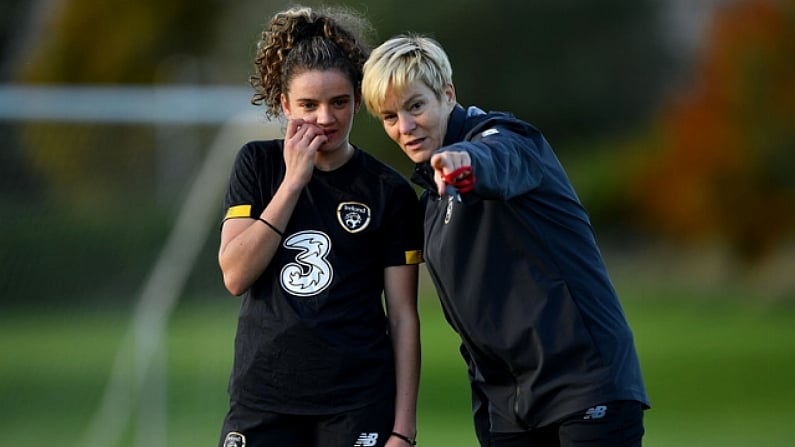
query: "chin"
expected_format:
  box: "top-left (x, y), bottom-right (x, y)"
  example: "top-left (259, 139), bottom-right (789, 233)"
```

top-left (319, 141), bottom-right (341, 153)
top-left (417, 149), bottom-right (434, 163)
top-left (410, 154), bottom-right (430, 164)
top-left (402, 148), bottom-right (428, 164)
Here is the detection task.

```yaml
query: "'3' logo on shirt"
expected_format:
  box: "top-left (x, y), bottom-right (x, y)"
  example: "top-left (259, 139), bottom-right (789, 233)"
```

top-left (280, 231), bottom-right (333, 296)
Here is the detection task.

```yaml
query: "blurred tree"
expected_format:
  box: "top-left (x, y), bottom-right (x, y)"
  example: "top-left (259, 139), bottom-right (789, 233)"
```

top-left (0, 0), bottom-right (31, 80)
top-left (359, 0), bottom-right (672, 146)
top-left (0, 0), bottom-right (227, 307)
top-left (0, 1), bottom-right (41, 204)
top-left (10, 0), bottom-right (223, 205)
top-left (338, 0), bottom-right (676, 180)
top-left (15, 0), bottom-right (222, 83)
top-left (632, 0), bottom-right (795, 263)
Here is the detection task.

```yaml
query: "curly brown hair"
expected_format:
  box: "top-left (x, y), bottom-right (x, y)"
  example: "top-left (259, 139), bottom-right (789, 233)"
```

top-left (250, 5), bottom-right (374, 119)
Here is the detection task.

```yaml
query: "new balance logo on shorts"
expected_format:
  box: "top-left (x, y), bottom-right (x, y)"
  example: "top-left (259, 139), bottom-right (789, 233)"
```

top-left (222, 431), bottom-right (246, 447)
top-left (354, 432), bottom-right (379, 447)
top-left (583, 405), bottom-right (608, 420)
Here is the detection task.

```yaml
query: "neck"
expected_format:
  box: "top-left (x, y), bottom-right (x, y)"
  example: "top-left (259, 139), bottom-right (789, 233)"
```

top-left (315, 142), bottom-right (354, 171)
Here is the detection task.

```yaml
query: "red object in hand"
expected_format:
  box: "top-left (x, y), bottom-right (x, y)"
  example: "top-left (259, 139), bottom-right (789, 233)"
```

top-left (443, 166), bottom-right (476, 193)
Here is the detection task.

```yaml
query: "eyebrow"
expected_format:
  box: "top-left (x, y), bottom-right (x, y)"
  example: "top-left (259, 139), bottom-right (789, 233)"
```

top-left (295, 94), bottom-right (352, 103)
top-left (380, 93), bottom-right (424, 115)
top-left (378, 92), bottom-right (423, 116)
top-left (401, 93), bottom-right (424, 109)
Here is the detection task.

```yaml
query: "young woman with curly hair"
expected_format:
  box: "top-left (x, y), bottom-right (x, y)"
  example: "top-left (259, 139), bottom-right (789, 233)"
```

top-left (217, 6), bottom-right (422, 447)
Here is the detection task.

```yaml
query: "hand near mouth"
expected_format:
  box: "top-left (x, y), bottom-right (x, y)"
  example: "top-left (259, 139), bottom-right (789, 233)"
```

top-left (283, 118), bottom-right (328, 188)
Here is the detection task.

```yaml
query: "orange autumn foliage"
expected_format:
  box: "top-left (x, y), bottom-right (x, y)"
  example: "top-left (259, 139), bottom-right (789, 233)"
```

top-left (635, 0), bottom-right (795, 262)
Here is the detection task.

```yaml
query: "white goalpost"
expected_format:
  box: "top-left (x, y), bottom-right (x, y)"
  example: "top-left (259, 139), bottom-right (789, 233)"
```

top-left (82, 110), bottom-right (278, 447)
top-left (0, 85), bottom-right (280, 447)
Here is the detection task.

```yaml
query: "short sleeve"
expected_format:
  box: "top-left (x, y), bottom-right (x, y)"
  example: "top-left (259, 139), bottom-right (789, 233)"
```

top-left (222, 141), bottom-right (282, 223)
top-left (381, 181), bottom-right (424, 267)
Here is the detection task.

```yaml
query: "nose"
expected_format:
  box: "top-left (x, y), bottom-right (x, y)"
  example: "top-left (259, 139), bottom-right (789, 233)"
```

top-left (397, 112), bottom-right (415, 135)
top-left (315, 105), bottom-right (334, 126)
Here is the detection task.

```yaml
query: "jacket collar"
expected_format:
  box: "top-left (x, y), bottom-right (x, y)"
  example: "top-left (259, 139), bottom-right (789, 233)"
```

top-left (443, 104), bottom-right (468, 146)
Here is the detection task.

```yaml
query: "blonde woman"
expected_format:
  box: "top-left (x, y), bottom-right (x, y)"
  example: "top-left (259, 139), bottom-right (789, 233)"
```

top-left (362, 34), bottom-right (649, 447)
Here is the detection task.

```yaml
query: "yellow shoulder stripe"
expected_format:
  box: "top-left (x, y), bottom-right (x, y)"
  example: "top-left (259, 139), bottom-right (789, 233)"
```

top-left (405, 250), bottom-right (423, 265)
top-left (224, 204), bottom-right (252, 220)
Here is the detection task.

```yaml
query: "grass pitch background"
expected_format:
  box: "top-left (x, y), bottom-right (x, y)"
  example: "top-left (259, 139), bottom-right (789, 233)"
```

top-left (1, 278), bottom-right (793, 446)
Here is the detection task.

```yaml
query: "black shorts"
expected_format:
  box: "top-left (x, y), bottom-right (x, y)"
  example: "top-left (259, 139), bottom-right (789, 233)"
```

top-left (488, 400), bottom-right (645, 447)
top-left (218, 398), bottom-right (395, 447)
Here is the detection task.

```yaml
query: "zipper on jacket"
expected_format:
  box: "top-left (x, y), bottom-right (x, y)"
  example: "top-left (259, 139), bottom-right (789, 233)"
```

top-left (510, 367), bottom-right (531, 430)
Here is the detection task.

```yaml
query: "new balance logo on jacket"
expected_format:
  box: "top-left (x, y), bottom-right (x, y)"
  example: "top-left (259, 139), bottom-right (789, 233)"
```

top-left (583, 405), bottom-right (608, 420)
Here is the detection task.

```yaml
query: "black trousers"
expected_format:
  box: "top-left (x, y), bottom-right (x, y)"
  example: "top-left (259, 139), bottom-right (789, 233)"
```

top-left (482, 400), bottom-right (645, 447)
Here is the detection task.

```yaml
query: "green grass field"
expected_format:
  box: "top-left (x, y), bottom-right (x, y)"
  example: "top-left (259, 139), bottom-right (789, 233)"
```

top-left (1, 285), bottom-right (793, 446)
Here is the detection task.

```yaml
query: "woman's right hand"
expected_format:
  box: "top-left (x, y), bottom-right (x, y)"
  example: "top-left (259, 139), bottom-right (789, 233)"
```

top-left (282, 118), bottom-right (328, 189)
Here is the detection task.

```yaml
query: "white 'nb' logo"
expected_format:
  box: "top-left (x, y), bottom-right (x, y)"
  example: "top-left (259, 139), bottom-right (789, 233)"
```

top-left (583, 405), bottom-right (608, 420)
top-left (354, 432), bottom-right (379, 447)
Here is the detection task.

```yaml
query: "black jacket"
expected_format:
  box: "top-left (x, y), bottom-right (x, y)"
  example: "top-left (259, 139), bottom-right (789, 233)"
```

top-left (412, 105), bottom-right (649, 431)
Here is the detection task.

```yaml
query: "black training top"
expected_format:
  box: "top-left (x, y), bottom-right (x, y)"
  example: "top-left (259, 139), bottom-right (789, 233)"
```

top-left (412, 105), bottom-right (650, 430)
top-left (222, 140), bottom-right (423, 414)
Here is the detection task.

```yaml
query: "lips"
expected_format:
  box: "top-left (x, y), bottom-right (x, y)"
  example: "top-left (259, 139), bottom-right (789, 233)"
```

top-left (403, 137), bottom-right (425, 151)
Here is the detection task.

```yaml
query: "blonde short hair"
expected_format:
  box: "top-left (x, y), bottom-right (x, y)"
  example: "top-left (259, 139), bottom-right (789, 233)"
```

top-left (362, 34), bottom-right (453, 115)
